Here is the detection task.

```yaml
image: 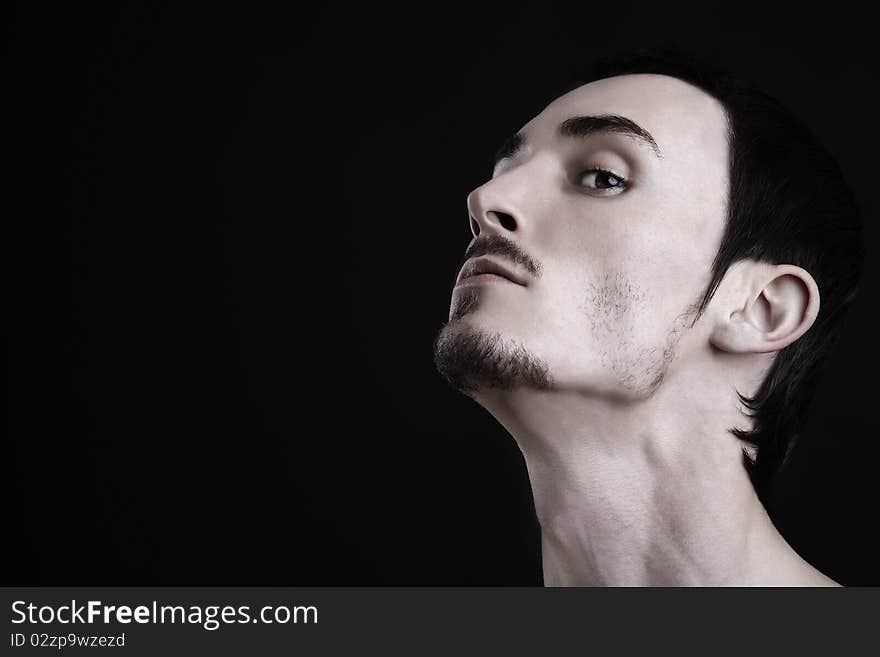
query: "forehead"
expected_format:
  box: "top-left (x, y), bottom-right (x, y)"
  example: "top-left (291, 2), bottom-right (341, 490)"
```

top-left (522, 73), bottom-right (729, 163)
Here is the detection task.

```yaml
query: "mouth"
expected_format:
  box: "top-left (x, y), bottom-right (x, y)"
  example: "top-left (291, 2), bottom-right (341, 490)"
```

top-left (455, 256), bottom-right (528, 288)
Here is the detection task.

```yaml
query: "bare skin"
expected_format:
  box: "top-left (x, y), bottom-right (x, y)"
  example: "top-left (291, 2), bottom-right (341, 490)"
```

top-left (480, 371), bottom-right (837, 586)
top-left (434, 74), bottom-right (837, 586)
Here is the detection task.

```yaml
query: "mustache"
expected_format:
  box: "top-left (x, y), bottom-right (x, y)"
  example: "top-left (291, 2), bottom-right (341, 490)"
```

top-left (453, 234), bottom-right (542, 286)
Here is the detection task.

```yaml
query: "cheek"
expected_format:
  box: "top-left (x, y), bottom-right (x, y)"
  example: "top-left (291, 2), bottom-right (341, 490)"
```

top-left (533, 198), bottom-right (717, 334)
top-left (598, 203), bottom-right (717, 312)
top-left (542, 263), bottom-right (680, 353)
top-left (535, 266), bottom-right (640, 345)
top-left (543, 205), bottom-right (659, 281)
top-left (639, 228), bottom-right (716, 308)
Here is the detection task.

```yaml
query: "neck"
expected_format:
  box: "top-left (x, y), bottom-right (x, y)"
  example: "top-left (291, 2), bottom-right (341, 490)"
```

top-left (476, 374), bottom-right (838, 587)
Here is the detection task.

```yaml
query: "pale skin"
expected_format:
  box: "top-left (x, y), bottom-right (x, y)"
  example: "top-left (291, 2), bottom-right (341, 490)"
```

top-left (441, 74), bottom-right (837, 586)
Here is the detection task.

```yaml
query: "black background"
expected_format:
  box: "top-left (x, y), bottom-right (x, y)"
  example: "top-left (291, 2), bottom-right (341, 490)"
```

top-left (7, 2), bottom-right (878, 584)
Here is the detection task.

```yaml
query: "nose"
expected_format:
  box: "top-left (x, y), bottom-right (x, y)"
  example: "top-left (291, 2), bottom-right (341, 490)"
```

top-left (466, 181), bottom-right (520, 238)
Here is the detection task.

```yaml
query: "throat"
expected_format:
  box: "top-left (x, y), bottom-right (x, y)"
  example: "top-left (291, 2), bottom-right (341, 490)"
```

top-left (521, 423), bottom-right (777, 586)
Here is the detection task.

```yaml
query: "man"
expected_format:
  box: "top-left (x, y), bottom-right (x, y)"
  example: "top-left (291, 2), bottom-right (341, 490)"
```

top-left (432, 48), bottom-right (864, 586)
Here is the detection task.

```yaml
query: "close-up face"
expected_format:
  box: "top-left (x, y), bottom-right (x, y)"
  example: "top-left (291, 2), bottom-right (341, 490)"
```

top-left (435, 74), bottom-right (732, 400)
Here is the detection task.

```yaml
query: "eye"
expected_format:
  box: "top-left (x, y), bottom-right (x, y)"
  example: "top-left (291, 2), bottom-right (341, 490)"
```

top-left (578, 167), bottom-right (628, 194)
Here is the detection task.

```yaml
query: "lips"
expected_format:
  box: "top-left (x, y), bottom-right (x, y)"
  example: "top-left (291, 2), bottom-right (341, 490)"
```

top-left (456, 256), bottom-right (528, 287)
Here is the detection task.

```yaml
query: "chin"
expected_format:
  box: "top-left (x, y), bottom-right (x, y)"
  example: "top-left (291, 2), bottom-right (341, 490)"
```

top-left (432, 321), bottom-right (554, 396)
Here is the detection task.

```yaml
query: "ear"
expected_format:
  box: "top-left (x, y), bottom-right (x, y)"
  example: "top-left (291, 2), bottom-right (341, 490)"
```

top-left (710, 263), bottom-right (820, 354)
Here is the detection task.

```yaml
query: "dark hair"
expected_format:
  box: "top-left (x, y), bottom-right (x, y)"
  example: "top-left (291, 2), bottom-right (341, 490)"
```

top-left (566, 47), bottom-right (865, 503)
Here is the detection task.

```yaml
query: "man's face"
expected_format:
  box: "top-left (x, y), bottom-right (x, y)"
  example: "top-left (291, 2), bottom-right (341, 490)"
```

top-left (434, 74), bottom-right (730, 400)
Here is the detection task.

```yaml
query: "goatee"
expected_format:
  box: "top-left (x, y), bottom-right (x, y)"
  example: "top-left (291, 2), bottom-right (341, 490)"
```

top-left (432, 301), bottom-right (554, 396)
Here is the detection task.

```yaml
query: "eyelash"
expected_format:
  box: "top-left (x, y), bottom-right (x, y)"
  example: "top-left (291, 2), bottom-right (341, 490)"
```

top-left (577, 166), bottom-right (628, 194)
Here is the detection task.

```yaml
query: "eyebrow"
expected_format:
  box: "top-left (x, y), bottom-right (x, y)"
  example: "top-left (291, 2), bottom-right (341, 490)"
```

top-left (491, 114), bottom-right (662, 171)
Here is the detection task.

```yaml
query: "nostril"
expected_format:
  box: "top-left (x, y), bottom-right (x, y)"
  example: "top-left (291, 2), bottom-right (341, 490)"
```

top-left (470, 216), bottom-right (481, 236)
top-left (498, 212), bottom-right (516, 231)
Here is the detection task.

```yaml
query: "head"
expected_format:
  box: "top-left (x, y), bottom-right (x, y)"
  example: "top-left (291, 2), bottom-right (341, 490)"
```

top-left (433, 47), bottom-right (864, 501)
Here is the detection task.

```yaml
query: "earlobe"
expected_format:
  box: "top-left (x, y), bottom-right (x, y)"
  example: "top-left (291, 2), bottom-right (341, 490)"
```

top-left (710, 264), bottom-right (820, 355)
